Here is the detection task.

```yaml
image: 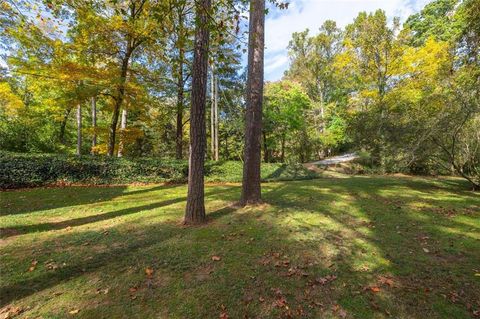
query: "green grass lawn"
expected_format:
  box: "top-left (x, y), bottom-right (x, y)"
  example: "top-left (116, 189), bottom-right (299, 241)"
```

top-left (1, 174), bottom-right (479, 318)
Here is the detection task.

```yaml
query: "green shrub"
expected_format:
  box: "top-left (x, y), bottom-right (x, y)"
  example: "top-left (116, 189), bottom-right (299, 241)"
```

top-left (0, 152), bottom-right (318, 189)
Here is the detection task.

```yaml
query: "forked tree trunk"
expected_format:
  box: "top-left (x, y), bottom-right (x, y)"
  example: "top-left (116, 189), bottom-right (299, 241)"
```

top-left (107, 45), bottom-right (133, 156)
top-left (91, 96), bottom-right (97, 154)
top-left (241, 0), bottom-right (265, 205)
top-left (76, 104), bottom-right (82, 155)
top-left (117, 108), bottom-right (127, 157)
top-left (184, 0), bottom-right (211, 225)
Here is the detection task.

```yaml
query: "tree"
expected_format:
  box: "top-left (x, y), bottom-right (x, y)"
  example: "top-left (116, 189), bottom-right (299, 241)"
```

top-left (263, 81), bottom-right (311, 162)
top-left (404, 0), bottom-right (460, 46)
top-left (184, 0), bottom-right (211, 224)
top-left (241, 0), bottom-right (265, 205)
top-left (339, 10), bottom-right (403, 164)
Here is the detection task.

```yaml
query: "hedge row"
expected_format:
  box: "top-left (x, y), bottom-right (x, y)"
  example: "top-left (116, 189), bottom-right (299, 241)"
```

top-left (0, 152), bottom-right (318, 189)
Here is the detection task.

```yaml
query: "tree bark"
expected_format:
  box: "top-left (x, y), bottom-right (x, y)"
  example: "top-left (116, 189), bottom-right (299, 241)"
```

top-left (117, 108), bottom-right (127, 157)
top-left (107, 50), bottom-right (131, 157)
top-left (211, 66), bottom-right (215, 160)
top-left (91, 96), bottom-right (97, 154)
top-left (175, 11), bottom-right (185, 160)
top-left (184, 0), bottom-right (211, 225)
top-left (175, 52), bottom-right (185, 159)
top-left (76, 104), bottom-right (82, 156)
top-left (59, 107), bottom-right (72, 144)
top-left (214, 75), bottom-right (219, 161)
top-left (241, 0), bottom-right (265, 205)
top-left (263, 131), bottom-right (268, 163)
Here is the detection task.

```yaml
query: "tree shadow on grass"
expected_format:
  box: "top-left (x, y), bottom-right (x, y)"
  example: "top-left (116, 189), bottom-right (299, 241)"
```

top-left (0, 187), bottom-right (241, 307)
top-left (261, 176), bottom-right (480, 318)
top-left (1, 177), bottom-right (478, 317)
top-left (1, 187), bottom-right (238, 239)
top-left (0, 184), bottom-right (184, 216)
top-left (0, 222), bottom-right (181, 307)
top-left (0, 198), bottom-right (185, 239)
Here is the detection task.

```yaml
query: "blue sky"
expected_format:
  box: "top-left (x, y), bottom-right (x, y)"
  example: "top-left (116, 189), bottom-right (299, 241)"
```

top-left (264, 0), bottom-right (431, 81)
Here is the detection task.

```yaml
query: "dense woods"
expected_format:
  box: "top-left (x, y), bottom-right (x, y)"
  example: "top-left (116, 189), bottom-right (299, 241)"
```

top-left (0, 0), bottom-right (479, 191)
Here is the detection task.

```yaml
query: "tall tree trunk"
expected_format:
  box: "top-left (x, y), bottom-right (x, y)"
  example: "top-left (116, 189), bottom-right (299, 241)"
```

top-left (175, 11), bottom-right (185, 160)
top-left (91, 96), bottom-right (97, 154)
top-left (117, 108), bottom-right (127, 157)
top-left (214, 75), bottom-right (219, 161)
top-left (224, 133), bottom-right (229, 159)
top-left (175, 53), bottom-right (185, 159)
top-left (184, 0), bottom-right (211, 225)
top-left (263, 131), bottom-right (268, 163)
top-left (280, 133), bottom-right (286, 162)
top-left (107, 48), bottom-right (132, 156)
top-left (241, 0), bottom-right (265, 205)
top-left (76, 104), bottom-right (82, 156)
top-left (59, 107), bottom-right (72, 144)
top-left (211, 66), bottom-right (215, 160)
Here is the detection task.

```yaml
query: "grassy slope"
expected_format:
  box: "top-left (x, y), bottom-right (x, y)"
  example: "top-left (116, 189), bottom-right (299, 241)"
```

top-left (0, 175), bottom-right (479, 318)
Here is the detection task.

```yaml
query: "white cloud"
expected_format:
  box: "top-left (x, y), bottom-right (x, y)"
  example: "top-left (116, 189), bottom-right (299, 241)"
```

top-left (264, 0), bottom-right (431, 81)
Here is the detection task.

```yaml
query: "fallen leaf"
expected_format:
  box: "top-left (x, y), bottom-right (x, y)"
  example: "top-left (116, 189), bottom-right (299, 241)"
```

top-left (211, 256), bottom-right (221, 261)
top-left (28, 260), bottom-right (38, 272)
top-left (423, 248), bottom-right (430, 253)
top-left (2, 306), bottom-right (22, 318)
top-left (274, 296), bottom-right (288, 308)
top-left (371, 286), bottom-right (381, 293)
top-left (314, 274), bottom-right (337, 285)
top-left (145, 267), bottom-right (154, 278)
top-left (219, 304), bottom-right (229, 319)
top-left (69, 309), bottom-right (80, 315)
top-left (378, 276), bottom-right (394, 287)
top-left (258, 296), bottom-right (265, 302)
top-left (338, 309), bottom-right (347, 318)
top-left (95, 288), bottom-right (109, 295)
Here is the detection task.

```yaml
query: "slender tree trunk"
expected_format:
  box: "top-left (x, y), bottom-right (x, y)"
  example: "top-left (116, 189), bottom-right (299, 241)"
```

top-left (214, 75), bottom-right (219, 161)
top-left (241, 0), bottom-right (265, 205)
top-left (76, 104), bottom-right (82, 156)
top-left (281, 133), bottom-right (286, 162)
top-left (59, 107), bottom-right (72, 144)
top-left (117, 108), bottom-right (127, 157)
top-left (211, 66), bottom-right (215, 160)
top-left (263, 131), bottom-right (268, 163)
top-left (225, 133), bottom-right (229, 159)
top-left (91, 96), bottom-right (97, 154)
top-left (184, 0), bottom-right (211, 225)
top-left (176, 54), bottom-right (185, 159)
top-left (175, 12), bottom-right (185, 160)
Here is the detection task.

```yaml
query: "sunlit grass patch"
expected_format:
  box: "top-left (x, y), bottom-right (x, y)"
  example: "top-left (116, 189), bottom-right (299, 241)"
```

top-left (1, 175), bottom-right (479, 318)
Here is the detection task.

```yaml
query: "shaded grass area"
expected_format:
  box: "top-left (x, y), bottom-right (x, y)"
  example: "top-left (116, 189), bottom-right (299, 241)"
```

top-left (0, 175), bottom-right (479, 318)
